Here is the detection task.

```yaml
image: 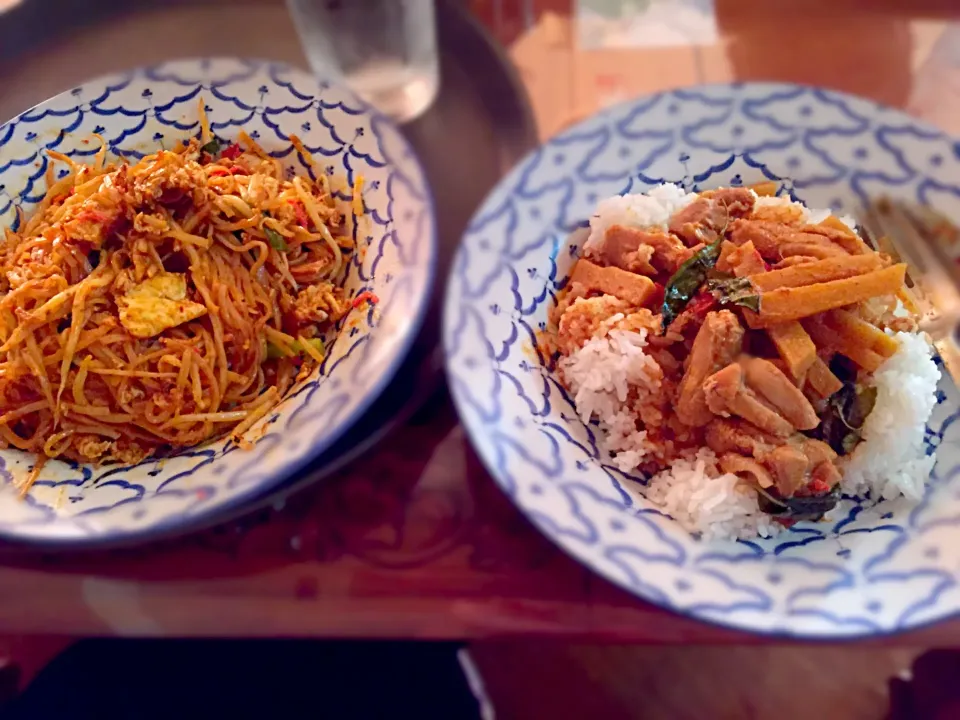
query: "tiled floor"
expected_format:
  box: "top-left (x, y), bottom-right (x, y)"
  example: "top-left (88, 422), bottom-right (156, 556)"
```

top-left (470, 643), bottom-right (920, 719)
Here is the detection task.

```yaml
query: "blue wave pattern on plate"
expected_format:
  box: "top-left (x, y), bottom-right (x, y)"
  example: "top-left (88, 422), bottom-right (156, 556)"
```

top-left (0, 59), bottom-right (434, 543)
top-left (444, 82), bottom-right (960, 637)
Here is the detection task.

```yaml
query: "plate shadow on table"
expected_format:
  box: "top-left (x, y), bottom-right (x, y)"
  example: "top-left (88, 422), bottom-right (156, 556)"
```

top-left (0, 399), bottom-right (559, 582)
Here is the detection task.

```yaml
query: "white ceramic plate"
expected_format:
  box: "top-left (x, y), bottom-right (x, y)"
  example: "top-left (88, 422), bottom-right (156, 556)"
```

top-left (445, 83), bottom-right (960, 638)
top-left (0, 58), bottom-right (435, 545)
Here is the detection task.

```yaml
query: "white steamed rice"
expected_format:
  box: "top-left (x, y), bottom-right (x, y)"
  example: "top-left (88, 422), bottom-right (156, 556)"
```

top-left (558, 328), bottom-right (660, 472)
top-left (644, 448), bottom-right (782, 540)
top-left (840, 331), bottom-right (940, 501)
top-left (584, 183), bottom-right (696, 252)
top-left (560, 184), bottom-right (942, 540)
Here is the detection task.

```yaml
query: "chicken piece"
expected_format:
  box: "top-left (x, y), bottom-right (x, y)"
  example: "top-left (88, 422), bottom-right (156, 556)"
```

top-left (676, 310), bottom-right (745, 426)
top-left (811, 460), bottom-right (842, 489)
top-left (772, 256), bottom-right (819, 269)
top-left (741, 357), bottom-right (819, 430)
top-left (585, 225), bottom-right (658, 275)
top-left (641, 231), bottom-right (696, 272)
top-left (762, 436), bottom-right (840, 496)
top-left (794, 437), bottom-right (837, 467)
top-left (706, 419), bottom-right (842, 495)
top-left (765, 444), bottom-right (811, 496)
top-left (779, 241), bottom-right (849, 260)
top-left (669, 198), bottom-right (718, 246)
top-left (705, 417), bottom-right (784, 457)
top-left (569, 259), bottom-right (657, 308)
top-left (556, 295), bottom-right (631, 355)
top-left (703, 362), bottom-right (795, 437)
top-left (116, 272), bottom-right (207, 339)
top-left (716, 240), bottom-right (739, 273)
top-left (725, 240), bottom-right (768, 277)
top-left (670, 188), bottom-right (756, 246)
top-left (804, 220), bottom-right (870, 255)
top-left (732, 388), bottom-right (793, 437)
top-left (718, 452), bottom-right (775, 488)
top-left (729, 219), bottom-right (851, 261)
top-left (702, 187), bottom-right (757, 215)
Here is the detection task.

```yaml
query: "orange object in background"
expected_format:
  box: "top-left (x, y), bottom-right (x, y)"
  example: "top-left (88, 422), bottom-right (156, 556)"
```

top-left (473, 0), bottom-right (960, 140)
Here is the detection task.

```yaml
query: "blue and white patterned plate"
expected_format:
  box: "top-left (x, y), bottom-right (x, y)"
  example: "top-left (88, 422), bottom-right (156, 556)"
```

top-left (0, 58), bottom-right (435, 545)
top-left (444, 83), bottom-right (960, 638)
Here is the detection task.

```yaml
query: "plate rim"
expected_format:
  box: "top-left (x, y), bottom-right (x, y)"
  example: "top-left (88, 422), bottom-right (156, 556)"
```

top-left (0, 56), bottom-right (438, 548)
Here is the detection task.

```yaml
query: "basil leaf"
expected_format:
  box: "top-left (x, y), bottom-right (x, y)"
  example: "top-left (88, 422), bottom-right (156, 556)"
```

top-left (706, 268), bottom-right (735, 282)
top-left (660, 239), bottom-right (723, 333)
top-left (849, 385), bottom-right (877, 429)
top-left (707, 276), bottom-right (761, 313)
top-left (782, 485), bottom-right (841, 521)
top-left (841, 431), bottom-right (861, 455)
top-left (808, 382), bottom-right (876, 456)
top-left (756, 484), bottom-right (841, 522)
top-left (200, 138), bottom-right (221, 155)
top-left (755, 485), bottom-right (789, 514)
top-left (264, 227), bottom-right (287, 252)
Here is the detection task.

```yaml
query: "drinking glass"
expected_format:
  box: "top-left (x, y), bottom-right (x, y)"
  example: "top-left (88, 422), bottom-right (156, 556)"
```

top-left (287, 0), bottom-right (440, 123)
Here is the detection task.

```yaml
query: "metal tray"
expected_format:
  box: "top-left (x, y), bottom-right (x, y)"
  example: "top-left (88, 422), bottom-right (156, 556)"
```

top-left (0, 0), bottom-right (537, 540)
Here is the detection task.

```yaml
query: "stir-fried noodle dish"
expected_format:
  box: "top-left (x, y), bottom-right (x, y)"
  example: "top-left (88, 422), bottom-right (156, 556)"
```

top-left (0, 105), bottom-right (367, 492)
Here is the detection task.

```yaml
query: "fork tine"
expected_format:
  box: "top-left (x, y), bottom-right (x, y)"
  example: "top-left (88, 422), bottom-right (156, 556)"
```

top-left (869, 199), bottom-right (934, 275)
top-left (861, 199), bottom-right (960, 324)
top-left (862, 197), bottom-right (960, 384)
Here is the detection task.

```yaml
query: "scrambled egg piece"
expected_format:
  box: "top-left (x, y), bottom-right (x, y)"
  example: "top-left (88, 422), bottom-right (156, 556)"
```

top-left (117, 272), bottom-right (207, 338)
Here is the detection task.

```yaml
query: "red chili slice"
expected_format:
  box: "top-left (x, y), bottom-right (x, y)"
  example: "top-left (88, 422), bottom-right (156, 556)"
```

top-left (687, 291), bottom-right (716, 318)
top-left (290, 200), bottom-right (310, 229)
top-left (221, 143), bottom-right (242, 160)
top-left (807, 478), bottom-right (832, 495)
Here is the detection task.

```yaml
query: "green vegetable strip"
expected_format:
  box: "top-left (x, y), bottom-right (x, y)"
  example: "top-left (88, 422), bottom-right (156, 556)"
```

top-left (660, 239), bottom-right (723, 332)
top-left (200, 138), bottom-right (221, 155)
top-left (264, 227), bottom-right (287, 252)
top-left (266, 338), bottom-right (324, 360)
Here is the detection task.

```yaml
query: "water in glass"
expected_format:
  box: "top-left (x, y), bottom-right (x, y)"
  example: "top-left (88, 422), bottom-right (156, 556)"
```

top-left (287, 0), bottom-right (440, 123)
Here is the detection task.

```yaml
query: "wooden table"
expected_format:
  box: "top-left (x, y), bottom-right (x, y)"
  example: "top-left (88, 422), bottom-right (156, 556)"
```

top-left (5, 0), bottom-right (960, 652)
